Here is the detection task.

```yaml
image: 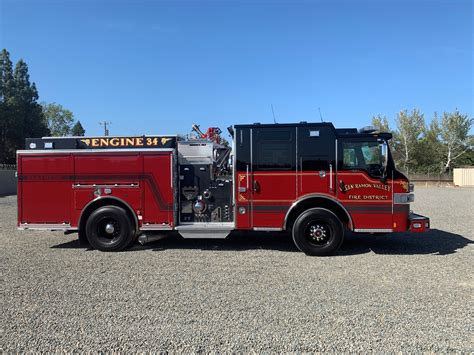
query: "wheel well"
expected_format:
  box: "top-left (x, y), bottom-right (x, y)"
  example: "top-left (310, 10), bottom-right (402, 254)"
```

top-left (78, 198), bottom-right (138, 237)
top-left (284, 197), bottom-right (352, 232)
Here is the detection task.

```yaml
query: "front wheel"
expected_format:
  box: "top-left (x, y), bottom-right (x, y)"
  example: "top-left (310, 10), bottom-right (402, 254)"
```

top-left (85, 206), bottom-right (136, 251)
top-left (292, 208), bottom-right (344, 256)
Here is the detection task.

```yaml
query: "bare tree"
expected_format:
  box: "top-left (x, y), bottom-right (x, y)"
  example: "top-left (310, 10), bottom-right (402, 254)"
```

top-left (440, 110), bottom-right (473, 172)
top-left (394, 109), bottom-right (425, 174)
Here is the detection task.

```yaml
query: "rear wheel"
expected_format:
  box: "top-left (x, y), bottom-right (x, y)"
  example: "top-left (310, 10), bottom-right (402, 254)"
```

top-left (292, 208), bottom-right (344, 256)
top-left (85, 206), bottom-right (136, 251)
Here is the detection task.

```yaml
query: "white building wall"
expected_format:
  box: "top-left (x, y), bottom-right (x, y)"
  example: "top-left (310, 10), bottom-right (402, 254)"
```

top-left (453, 168), bottom-right (474, 187)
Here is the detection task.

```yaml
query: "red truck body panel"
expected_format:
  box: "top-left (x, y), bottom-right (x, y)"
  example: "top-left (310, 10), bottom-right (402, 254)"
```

top-left (17, 150), bottom-right (174, 229)
top-left (234, 169), bottom-right (413, 232)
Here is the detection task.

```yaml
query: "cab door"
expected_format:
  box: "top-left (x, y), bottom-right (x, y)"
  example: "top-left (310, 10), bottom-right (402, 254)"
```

top-left (337, 138), bottom-right (393, 231)
top-left (250, 126), bottom-right (297, 229)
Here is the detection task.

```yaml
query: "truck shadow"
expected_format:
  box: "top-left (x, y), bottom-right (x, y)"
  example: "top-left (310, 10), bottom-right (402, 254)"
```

top-left (339, 229), bottom-right (472, 256)
top-left (52, 228), bottom-right (472, 256)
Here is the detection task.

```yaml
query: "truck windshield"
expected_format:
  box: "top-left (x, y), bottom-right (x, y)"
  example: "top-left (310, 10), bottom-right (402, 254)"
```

top-left (342, 140), bottom-right (388, 177)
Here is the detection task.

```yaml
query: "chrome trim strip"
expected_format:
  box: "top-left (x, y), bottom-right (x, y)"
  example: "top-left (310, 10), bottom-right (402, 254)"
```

top-left (354, 228), bottom-right (393, 233)
top-left (177, 222), bottom-right (235, 226)
top-left (391, 170), bottom-right (394, 214)
top-left (253, 227), bottom-right (282, 231)
top-left (246, 165), bottom-right (249, 189)
top-left (72, 184), bottom-right (139, 188)
top-left (329, 163), bottom-right (333, 190)
top-left (283, 193), bottom-right (354, 231)
top-left (140, 225), bottom-right (173, 231)
top-left (18, 223), bottom-right (72, 231)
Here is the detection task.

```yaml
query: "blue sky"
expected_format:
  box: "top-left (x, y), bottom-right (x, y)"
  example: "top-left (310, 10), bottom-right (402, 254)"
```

top-left (1, 0), bottom-right (472, 137)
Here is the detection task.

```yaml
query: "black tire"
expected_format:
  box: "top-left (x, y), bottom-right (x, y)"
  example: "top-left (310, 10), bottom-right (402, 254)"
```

top-left (78, 230), bottom-right (89, 246)
top-left (85, 206), bottom-right (136, 252)
top-left (292, 208), bottom-right (344, 256)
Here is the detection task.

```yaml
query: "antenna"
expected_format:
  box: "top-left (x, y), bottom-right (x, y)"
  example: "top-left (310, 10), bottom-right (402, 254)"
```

top-left (99, 121), bottom-right (112, 136)
top-left (318, 107), bottom-right (324, 122)
top-left (271, 104), bottom-right (277, 124)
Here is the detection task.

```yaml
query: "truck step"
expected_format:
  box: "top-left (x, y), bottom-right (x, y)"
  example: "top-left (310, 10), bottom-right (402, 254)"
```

top-left (176, 222), bottom-right (234, 239)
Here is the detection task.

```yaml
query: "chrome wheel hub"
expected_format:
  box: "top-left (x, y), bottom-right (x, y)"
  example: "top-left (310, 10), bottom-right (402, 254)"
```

top-left (104, 223), bottom-right (115, 235)
top-left (309, 224), bottom-right (327, 242)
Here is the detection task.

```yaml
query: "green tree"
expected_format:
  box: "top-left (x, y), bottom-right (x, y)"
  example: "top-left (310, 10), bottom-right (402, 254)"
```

top-left (0, 49), bottom-right (15, 163)
top-left (393, 109), bottom-right (425, 174)
top-left (371, 114), bottom-right (391, 132)
top-left (455, 144), bottom-right (474, 167)
top-left (71, 120), bottom-right (85, 136)
top-left (0, 49), bottom-right (15, 102)
top-left (439, 110), bottom-right (473, 172)
top-left (412, 113), bottom-right (443, 174)
top-left (12, 60), bottom-right (49, 153)
top-left (0, 51), bottom-right (49, 163)
top-left (42, 102), bottom-right (74, 136)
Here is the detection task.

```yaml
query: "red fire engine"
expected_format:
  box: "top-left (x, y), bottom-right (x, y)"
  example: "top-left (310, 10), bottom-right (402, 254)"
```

top-left (17, 122), bottom-right (429, 256)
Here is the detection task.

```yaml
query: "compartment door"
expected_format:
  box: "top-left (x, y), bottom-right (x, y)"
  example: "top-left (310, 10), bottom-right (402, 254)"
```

top-left (297, 125), bottom-right (337, 198)
top-left (142, 153), bottom-right (175, 227)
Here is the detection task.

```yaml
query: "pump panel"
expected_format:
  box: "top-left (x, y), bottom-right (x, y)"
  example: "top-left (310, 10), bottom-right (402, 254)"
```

top-left (177, 141), bottom-right (233, 223)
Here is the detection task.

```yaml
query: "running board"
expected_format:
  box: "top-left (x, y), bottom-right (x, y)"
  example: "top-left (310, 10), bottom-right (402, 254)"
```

top-left (175, 223), bottom-right (233, 239)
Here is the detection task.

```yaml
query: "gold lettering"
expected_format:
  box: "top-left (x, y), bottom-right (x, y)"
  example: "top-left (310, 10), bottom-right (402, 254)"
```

top-left (91, 138), bottom-right (99, 147)
top-left (110, 138), bottom-right (119, 146)
top-left (362, 195), bottom-right (388, 200)
top-left (99, 138), bottom-right (109, 146)
top-left (136, 137), bottom-right (144, 146)
top-left (126, 138), bottom-right (135, 146)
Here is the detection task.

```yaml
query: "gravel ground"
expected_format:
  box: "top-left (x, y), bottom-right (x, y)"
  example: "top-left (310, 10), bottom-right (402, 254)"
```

top-left (1, 187), bottom-right (473, 352)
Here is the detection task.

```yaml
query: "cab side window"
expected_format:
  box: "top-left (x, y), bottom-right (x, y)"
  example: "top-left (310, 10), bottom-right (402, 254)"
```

top-left (342, 140), bottom-right (384, 177)
top-left (254, 129), bottom-right (295, 171)
top-left (343, 145), bottom-right (356, 168)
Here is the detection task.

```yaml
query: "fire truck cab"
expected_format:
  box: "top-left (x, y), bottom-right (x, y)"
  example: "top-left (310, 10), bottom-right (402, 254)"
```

top-left (17, 122), bottom-right (429, 256)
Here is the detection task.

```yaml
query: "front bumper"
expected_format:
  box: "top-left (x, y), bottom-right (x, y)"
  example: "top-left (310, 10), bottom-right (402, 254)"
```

top-left (408, 213), bottom-right (430, 232)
